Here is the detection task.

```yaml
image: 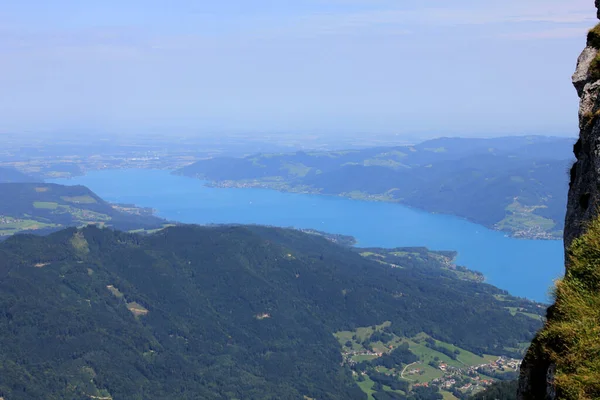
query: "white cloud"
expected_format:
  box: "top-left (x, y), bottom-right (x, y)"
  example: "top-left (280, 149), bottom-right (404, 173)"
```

top-left (263, 0), bottom-right (596, 40)
top-left (499, 27), bottom-right (590, 40)
top-left (0, 0), bottom-right (594, 57)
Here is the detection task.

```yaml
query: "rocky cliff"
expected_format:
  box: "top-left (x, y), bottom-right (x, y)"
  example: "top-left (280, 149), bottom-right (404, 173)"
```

top-left (518, 3), bottom-right (600, 399)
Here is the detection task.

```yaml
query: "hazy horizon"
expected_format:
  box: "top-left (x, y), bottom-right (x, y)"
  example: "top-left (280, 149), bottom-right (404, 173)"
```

top-left (0, 0), bottom-right (594, 137)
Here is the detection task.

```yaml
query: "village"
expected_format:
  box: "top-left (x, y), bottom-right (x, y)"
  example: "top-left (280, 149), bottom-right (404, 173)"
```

top-left (0, 215), bottom-right (21, 225)
top-left (410, 356), bottom-right (521, 394)
top-left (342, 344), bottom-right (521, 397)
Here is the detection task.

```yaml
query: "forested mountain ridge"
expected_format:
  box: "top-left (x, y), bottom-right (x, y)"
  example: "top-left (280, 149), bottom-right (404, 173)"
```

top-left (0, 183), bottom-right (166, 237)
top-left (176, 136), bottom-right (574, 240)
top-left (0, 225), bottom-right (543, 399)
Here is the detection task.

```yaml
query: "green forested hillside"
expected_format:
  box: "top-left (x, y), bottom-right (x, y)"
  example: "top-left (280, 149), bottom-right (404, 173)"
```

top-left (0, 225), bottom-right (544, 399)
top-left (0, 183), bottom-right (165, 237)
top-left (176, 136), bottom-right (573, 239)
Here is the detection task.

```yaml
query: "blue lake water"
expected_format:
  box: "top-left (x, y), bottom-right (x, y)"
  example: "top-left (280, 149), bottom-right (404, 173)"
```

top-left (51, 169), bottom-right (565, 303)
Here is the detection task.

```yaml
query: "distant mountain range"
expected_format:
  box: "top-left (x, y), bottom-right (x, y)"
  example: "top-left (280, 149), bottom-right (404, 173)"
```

top-left (176, 136), bottom-right (575, 239)
top-left (0, 225), bottom-right (544, 399)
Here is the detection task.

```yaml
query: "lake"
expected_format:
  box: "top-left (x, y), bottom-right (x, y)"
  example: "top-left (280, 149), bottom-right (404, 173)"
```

top-left (52, 169), bottom-right (565, 303)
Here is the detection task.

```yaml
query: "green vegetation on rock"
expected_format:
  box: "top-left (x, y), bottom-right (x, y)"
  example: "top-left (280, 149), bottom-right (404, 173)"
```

top-left (527, 215), bottom-right (600, 399)
top-left (588, 23), bottom-right (600, 49)
top-left (590, 55), bottom-right (600, 82)
top-left (587, 24), bottom-right (600, 81)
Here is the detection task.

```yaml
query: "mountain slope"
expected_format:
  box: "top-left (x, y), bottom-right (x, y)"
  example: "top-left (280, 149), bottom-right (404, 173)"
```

top-left (0, 225), bottom-right (543, 400)
top-left (0, 183), bottom-right (165, 237)
top-left (176, 136), bottom-right (574, 239)
top-left (0, 167), bottom-right (39, 183)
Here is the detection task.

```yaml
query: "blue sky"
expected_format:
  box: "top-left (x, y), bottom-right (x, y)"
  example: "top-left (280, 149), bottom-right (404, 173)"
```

top-left (0, 0), bottom-right (596, 137)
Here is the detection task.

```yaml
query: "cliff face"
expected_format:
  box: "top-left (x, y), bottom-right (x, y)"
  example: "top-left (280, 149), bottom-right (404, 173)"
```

top-left (518, 4), bottom-right (600, 399)
top-left (565, 31), bottom-right (600, 249)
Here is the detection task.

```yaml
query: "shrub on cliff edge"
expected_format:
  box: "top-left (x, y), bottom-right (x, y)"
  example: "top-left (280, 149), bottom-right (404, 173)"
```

top-left (588, 23), bottom-right (600, 49)
top-left (537, 214), bottom-right (600, 399)
top-left (587, 24), bottom-right (600, 81)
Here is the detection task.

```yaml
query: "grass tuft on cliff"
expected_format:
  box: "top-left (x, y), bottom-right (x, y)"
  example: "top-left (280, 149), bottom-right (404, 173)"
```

top-left (537, 214), bottom-right (600, 399)
top-left (588, 23), bottom-right (600, 49)
top-left (582, 110), bottom-right (600, 132)
top-left (590, 55), bottom-right (600, 82)
top-left (587, 24), bottom-right (600, 82)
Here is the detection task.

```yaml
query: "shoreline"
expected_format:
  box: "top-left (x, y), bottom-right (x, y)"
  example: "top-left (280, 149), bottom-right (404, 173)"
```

top-left (46, 168), bottom-right (564, 303)
top-left (198, 177), bottom-right (563, 242)
top-left (47, 167), bottom-right (564, 241)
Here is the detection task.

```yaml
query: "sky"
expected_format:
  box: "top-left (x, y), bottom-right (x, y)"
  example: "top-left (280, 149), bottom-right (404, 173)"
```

top-left (0, 0), bottom-right (596, 137)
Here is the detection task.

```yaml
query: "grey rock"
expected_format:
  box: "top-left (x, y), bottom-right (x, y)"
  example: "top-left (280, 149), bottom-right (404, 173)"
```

top-left (573, 47), bottom-right (598, 97)
top-left (564, 78), bottom-right (600, 249)
top-left (545, 364), bottom-right (556, 400)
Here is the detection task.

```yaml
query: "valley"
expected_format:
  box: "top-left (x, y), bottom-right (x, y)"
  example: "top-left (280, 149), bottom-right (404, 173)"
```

top-left (0, 136), bottom-right (569, 397)
top-left (0, 165), bottom-right (554, 397)
top-left (0, 0), bottom-right (590, 396)
top-left (335, 248), bottom-right (544, 399)
top-left (49, 169), bottom-right (564, 302)
top-left (0, 225), bottom-right (545, 399)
